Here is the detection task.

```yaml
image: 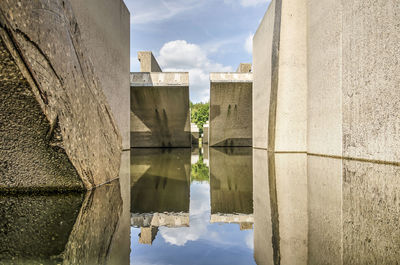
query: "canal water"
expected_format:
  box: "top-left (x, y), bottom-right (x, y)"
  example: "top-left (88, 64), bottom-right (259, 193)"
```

top-left (1, 146), bottom-right (400, 264)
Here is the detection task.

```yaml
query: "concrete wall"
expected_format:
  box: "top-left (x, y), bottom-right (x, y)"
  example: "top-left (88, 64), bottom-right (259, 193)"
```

top-left (130, 72), bottom-right (191, 147)
top-left (70, 0), bottom-right (130, 150)
top-left (253, 0), bottom-right (307, 151)
top-left (209, 73), bottom-right (252, 147)
top-left (255, 0), bottom-right (400, 162)
top-left (0, 0), bottom-right (122, 190)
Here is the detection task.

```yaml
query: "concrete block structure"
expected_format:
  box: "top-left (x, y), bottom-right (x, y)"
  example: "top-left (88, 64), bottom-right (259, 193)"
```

top-left (209, 66), bottom-right (253, 147)
top-left (203, 122), bottom-right (209, 144)
top-left (253, 0), bottom-right (307, 152)
top-left (0, 0), bottom-right (124, 191)
top-left (131, 52), bottom-right (191, 148)
top-left (191, 123), bottom-right (200, 146)
top-left (70, 0), bottom-right (130, 150)
top-left (253, 0), bottom-right (400, 163)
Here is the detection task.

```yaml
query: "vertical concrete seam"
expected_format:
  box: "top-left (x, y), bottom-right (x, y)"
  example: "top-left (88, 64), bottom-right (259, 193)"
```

top-left (267, 152), bottom-right (281, 265)
top-left (267, 0), bottom-right (283, 151)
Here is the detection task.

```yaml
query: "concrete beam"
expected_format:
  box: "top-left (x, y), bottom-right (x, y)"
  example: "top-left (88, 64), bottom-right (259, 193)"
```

top-left (138, 51), bottom-right (162, 72)
top-left (130, 72), bottom-right (189, 87)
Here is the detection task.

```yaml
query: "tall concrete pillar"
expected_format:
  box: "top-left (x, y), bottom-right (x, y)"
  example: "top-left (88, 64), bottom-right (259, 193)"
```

top-left (253, 0), bottom-right (400, 163)
top-left (252, 0), bottom-right (307, 152)
top-left (131, 52), bottom-right (191, 148)
top-left (209, 65), bottom-right (253, 147)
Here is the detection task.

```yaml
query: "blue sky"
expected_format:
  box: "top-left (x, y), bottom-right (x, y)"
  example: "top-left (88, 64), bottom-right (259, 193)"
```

top-left (124, 0), bottom-right (271, 103)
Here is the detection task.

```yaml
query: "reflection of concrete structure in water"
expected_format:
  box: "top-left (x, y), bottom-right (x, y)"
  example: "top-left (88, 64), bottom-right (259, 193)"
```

top-left (130, 52), bottom-right (191, 148)
top-left (130, 148), bottom-right (191, 245)
top-left (203, 122), bottom-right (209, 144)
top-left (209, 147), bottom-right (253, 229)
top-left (209, 65), bottom-right (252, 147)
top-left (191, 123), bottom-right (200, 146)
top-left (0, 181), bottom-right (125, 264)
top-left (253, 149), bottom-right (400, 265)
top-left (191, 147), bottom-right (200, 165)
top-left (203, 144), bottom-right (209, 167)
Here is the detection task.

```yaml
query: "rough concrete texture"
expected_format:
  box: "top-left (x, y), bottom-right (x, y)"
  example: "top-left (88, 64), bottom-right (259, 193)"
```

top-left (191, 123), bottom-right (200, 146)
top-left (340, 0), bottom-right (400, 162)
top-left (209, 147), bottom-right (253, 214)
top-left (70, 0), bottom-right (131, 150)
top-left (131, 72), bottom-right (191, 148)
top-left (130, 148), bottom-right (190, 213)
top-left (0, 0), bottom-right (122, 190)
top-left (209, 72), bottom-right (252, 147)
top-left (138, 51), bottom-right (162, 73)
top-left (253, 0), bottom-right (307, 151)
top-left (307, 0), bottom-right (400, 161)
top-left (307, 0), bottom-right (343, 157)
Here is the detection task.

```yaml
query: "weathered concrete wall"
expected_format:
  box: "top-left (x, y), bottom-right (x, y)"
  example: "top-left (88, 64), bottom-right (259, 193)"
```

top-left (209, 147), bottom-right (253, 214)
top-left (255, 0), bottom-right (400, 162)
top-left (0, 0), bottom-right (122, 190)
top-left (307, 0), bottom-right (342, 157)
top-left (131, 72), bottom-right (191, 148)
top-left (252, 0), bottom-right (307, 151)
top-left (307, 0), bottom-right (400, 161)
top-left (209, 73), bottom-right (252, 147)
top-left (70, 0), bottom-right (131, 150)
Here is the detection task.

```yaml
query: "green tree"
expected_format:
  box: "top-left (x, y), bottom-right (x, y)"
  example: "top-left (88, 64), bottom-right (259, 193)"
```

top-left (191, 154), bottom-right (209, 183)
top-left (190, 101), bottom-right (209, 134)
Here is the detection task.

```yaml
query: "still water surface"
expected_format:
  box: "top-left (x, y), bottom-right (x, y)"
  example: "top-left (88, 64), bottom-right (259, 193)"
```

top-left (130, 147), bottom-right (255, 265)
top-left (1, 146), bottom-right (400, 264)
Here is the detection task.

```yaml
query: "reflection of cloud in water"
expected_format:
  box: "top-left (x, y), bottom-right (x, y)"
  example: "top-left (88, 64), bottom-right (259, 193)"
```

top-left (245, 232), bottom-right (254, 249)
top-left (160, 182), bottom-right (210, 246)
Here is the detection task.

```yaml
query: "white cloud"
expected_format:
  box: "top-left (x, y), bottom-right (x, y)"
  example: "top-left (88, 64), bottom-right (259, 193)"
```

top-left (157, 40), bottom-right (233, 103)
top-left (244, 33), bottom-right (254, 54)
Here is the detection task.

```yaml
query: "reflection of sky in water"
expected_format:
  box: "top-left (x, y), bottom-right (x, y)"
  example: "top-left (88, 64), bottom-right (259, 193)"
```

top-left (130, 181), bottom-right (255, 265)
